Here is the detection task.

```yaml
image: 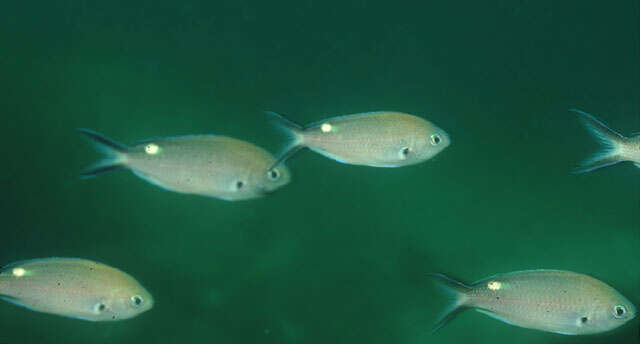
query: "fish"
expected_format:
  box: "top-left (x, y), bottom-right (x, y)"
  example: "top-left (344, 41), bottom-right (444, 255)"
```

top-left (571, 109), bottom-right (640, 173)
top-left (78, 129), bottom-right (291, 201)
top-left (0, 258), bottom-right (153, 321)
top-left (267, 111), bottom-right (450, 169)
top-left (428, 270), bottom-right (636, 335)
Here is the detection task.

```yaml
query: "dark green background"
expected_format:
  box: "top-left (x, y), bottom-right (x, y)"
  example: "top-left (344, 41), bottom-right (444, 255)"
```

top-left (1, 1), bottom-right (639, 343)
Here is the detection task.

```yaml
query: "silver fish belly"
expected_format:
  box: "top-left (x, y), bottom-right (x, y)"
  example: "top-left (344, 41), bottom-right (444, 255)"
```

top-left (0, 258), bottom-right (153, 321)
top-left (429, 270), bottom-right (636, 335)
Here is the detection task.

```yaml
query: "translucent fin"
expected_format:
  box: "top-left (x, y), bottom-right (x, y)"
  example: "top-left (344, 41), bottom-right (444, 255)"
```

top-left (427, 273), bottom-right (471, 333)
top-left (475, 309), bottom-right (518, 327)
top-left (131, 170), bottom-right (173, 192)
top-left (77, 129), bottom-right (129, 178)
top-left (0, 295), bottom-right (30, 311)
top-left (570, 109), bottom-right (625, 173)
top-left (0, 257), bottom-right (86, 271)
top-left (265, 111), bottom-right (306, 170)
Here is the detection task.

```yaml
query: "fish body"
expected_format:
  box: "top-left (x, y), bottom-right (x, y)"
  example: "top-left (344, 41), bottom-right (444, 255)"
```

top-left (269, 111), bottom-right (450, 168)
top-left (571, 109), bottom-right (640, 173)
top-left (79, 130), bottom-right (291, 201)
top-left (0, 258), bottom-right (153, 321)
top-left (430, 270), bottom-right (636, 335)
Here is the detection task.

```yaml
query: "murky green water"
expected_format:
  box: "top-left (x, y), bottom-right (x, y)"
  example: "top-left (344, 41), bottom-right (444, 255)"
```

top-left (2, 1), bottom-right (639, 343)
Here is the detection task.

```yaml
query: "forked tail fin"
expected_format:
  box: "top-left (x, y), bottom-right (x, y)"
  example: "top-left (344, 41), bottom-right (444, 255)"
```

top-left (77, 129), bottom-right (128, 178)
top-left (427, 273), bottom-right (471, 333)
top-left (266, 111), bottom-right (306, 170)
top-left (570, 109), bottom-right (626, 173)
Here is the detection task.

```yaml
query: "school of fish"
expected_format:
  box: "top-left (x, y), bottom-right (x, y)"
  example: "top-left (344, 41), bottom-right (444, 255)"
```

top-left (2, 105), bottom-right (636, 339)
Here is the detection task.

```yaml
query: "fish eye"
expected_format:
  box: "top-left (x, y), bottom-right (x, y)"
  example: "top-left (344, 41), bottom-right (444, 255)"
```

top-left (267, 169), bottom-right (280, 181)
top-left (580, 316), bottom-right (588, 324)
top-left (236, 181), bottom-right (244, 190)
top-left (613, 305), bottom-right (627, 318)
top-left (430, 134), bottom-right (442, 145)
top-left (130, 295), bottom-right (143, 307)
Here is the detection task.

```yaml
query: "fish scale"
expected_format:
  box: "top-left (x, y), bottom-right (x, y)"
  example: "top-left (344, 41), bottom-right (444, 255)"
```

top-left (429, 270), bottom-right (636, 335)
top-left (0, 258), bottom-right (153, 321)
top-left (78, 130), bottom-right (291, 201)
top-left (268, 111), bottom-right (450, 168)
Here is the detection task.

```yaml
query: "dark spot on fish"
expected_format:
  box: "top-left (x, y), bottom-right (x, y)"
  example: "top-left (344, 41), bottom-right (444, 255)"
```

top-left (236, 181), bottom-right (244, 189)
top-left (99, 304), bottom-right (106, 311)
top-left (112, 315), bottom-right (116, 319)
top-left (581, 317), bottom-right (588, 324)
top-left (496, 297), bottom-right (500, 300)
top-left (57, 282), bottom-right (60, 286)
top-left (562, 290), bottom-right (567, 293)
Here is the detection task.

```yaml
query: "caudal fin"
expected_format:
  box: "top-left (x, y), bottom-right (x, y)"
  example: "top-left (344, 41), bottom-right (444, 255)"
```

top-left (77, 128), bottom-right (128, 178)
top-left (265, 111), bottom-right (306, 170)
top-left (427, 273), bottom-right (471, 333)
top-left (570, 109), bottom-right (626, 173)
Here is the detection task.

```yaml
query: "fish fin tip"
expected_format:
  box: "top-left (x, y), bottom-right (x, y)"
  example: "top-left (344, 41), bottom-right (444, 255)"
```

top-left (79, 165), bottom-right (125, 179)
top-left (77, 129), bottom-right (128, 153)
top-left (78, 129), bottom-right (128, 177)
top-left (268, 146), bottom-right (305, 171)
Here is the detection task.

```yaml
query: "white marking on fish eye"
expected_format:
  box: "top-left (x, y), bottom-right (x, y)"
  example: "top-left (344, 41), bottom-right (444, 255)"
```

top-left (487, 281), bottom-right (502, 290)
top-left (145, 143), bottom-right (160, 155)
top-left (267, 169), bottom-right (280, 181)
top-left (321, 123), bottom-right (332, 133)
top-left (130, 295), bottom-right (143, 307)
top-left (12, 268), bottom-right (26, 277)
top-left (613, 305), bottom-right (626, 318)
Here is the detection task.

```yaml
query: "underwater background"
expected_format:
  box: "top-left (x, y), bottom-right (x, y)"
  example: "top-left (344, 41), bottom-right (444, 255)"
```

top-left (1, 1), bottom-right (639, 343)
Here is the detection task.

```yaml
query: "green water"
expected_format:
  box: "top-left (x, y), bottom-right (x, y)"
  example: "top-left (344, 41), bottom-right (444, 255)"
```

top-left (2, 1), bottom-right (639, 343)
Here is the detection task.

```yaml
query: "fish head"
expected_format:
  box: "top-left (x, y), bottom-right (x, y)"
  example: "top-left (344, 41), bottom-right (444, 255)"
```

top-left (407, 123), bottom-right (450, 164)
top-left (223, 164), bottom-right (291, 200)
top-left (255, 163), bottom-right (292, 195)
top-left (600, 295), bottom-right (636, 330)
top-left (575, 292), bottom-right (636, 334)
top-left (89, 282), bottom-right (154, 321)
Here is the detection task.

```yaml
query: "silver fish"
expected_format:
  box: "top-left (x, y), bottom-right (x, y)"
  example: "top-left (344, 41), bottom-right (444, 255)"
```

top-left (0, 258), bottom-right (153, 321)
top-left (79, 130), bottom-right (291, 201)
top-left (571, 109), bottom-right (640, 173)
top-left (268, 111), bottom-right (450, 169)
top-left (429, 270), bottom-right (636, 335)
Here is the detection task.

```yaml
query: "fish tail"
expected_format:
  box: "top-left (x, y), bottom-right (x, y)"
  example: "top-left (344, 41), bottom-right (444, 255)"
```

top-left (570, 109), bottom-right (627, 173)
top-left (427, 273), bottom-right (471, 333)
top-left (265, 111), bottom-right (306, 170)
top-left (77, 128), bottom-right (128, 178)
